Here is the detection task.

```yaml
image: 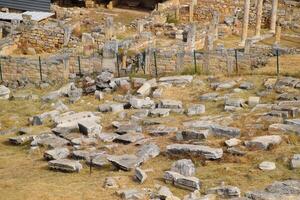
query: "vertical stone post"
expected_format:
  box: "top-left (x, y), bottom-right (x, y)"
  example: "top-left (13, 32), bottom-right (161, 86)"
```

top-left (189, 3), bottom-right (194, 22)
top-left (105, 17), bottom-right (114, 40)
top-left (137, 20), bottom-right (144, 35)
top-left (275, 21), bottom-right (281, 45)
top-left (175, 6), bottom-right (180, 20)
top-left (122, 50), bottom-right (127, 69)
top-left (255, 0), bottom-right (263, 37)
top-left (241, 0), bottom-right (250, 46)
top-left (187, 23), bottom-right (196, 51)
top-left (203, 34), bottom-right (213, 74)
top-left (176, 42), bottom-right (185, 72)
top-left (63, 57), bottom-right (70, 81)
top-left (225, 50), bottom-right (234, 75)
top-left (270, 0), bottom-right (278, 33)
top-left (244, 39), bottom-right (252, 54)
top-left (212, 11), bottom-right (220, 40)
top-left (174, 0), bottom-right (180, 20)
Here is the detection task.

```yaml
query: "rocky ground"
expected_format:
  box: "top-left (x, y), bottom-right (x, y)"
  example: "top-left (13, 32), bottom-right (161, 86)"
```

top-left (1, 71), bottom-right (300, 200)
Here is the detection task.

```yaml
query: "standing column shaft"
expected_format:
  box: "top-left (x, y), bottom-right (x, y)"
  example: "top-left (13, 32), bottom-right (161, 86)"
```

top-left (275, 22), bottom-right (281, 44)
top-left (241, 0), bottom-right (250, 45)
top-left (189, 4), bottom-right (194, 22)
top-left (255, 0), bottom-right (263, 37)
top-left (270, 0), bottom-right (278, 33)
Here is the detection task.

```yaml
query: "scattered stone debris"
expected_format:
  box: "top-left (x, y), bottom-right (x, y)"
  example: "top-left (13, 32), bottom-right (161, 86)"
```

top-left (167, 144), bottom-right (223, 160)
top-left (206, 185), bottom-right (241, 198)
top-left (1, 2), bottom-right (300, 197)
top-left (48, 159), bottom-right (82, 172)
top-left (245, 135), bottom-right (282, 150)
top-left (259, 161), bottom-right (276, 171)
top-left (134, 167), bottom-right (147, 183)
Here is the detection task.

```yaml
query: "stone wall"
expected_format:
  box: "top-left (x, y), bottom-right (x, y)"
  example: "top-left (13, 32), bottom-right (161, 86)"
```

top-left (0, 53), bottom-right (102, 82)
top-left (18, 23), bottom-right (79, 54)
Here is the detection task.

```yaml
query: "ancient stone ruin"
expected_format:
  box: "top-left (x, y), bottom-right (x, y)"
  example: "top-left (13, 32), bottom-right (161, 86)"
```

top-left (0, 0), bottom-right (300, 199)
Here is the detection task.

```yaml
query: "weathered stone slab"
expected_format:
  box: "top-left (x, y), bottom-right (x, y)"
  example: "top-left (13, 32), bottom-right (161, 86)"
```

top-left (225, 98), bottom-right (245, 107)
top-left (71, 137), bottom-right (98, 146)
top-left (200, 92), bottom-right (219, 101)
top-left (32, 110), bottom-right (60, 126)
top-left (115, 124), bottom-right (142, 135)
top-left (114, 133), bottom-right (144, 144)
top-left (210, 124), bottom-right (241, 138)
top-left (99, 132), bottom-right (119, 142)
top-left (0, 85), bottom-right (10, 99)
top-left (130, 97), bottom-right (155, 109)
top-left (55, 112), bottom-right (99, 129)
top-left (159, 99), bottom-right (182, 109)
top-left (117, 189), bottom-right (145, 200)
top-left (78, 119), bottom-right (102, 137)
top-left (278, 100), bottom-right (300, 106)
top-left (269, 123), bottom-right (300, 135)
top-left (72, 149), bottom-right (104, 160)
top-left (9, 135), bottom-right (34, 145)
top-left (107, 154), bottom-right (139, 171)
top-left (183, 120), bottom-right (214, 129)
top-left (259, 161), bottom-right (276, 170)
top-left (225, 138), bottom-right (241, 147)
top-left (213, 80), bottom-right (237, 90)
top-left (245, 135), bottom-right (282, 150)
top-left (176, 129), bottom-right (210, 141)
top-left (147, 125), bottom-right (178, 136)
top-left (166, 144), bottom-right (223, 159)
top-left (135, 167), bottom-right (147, 183)
top-left (136, 143), bottom-right (160, 163)
top-left (240, 81), bottom-right (254, 90)
top-left (285, 118), bottom-right (300, 126)
top-left (153, 88), bottom-right (163, 98)
top-left (227, 147), bottom-right (246, 156)
top-left (110, 103), bottom-right (124, 112)
top-left (248, 96), bottom-right (260, 107)
top-left (159, 76), bottom-right (193, 84)
top-left (149, 109), bottom-right (170, 117)
top-left (87, 154), bottom-right (109, 168)
top-left (44, 147), bottom-right (70, 160)
top-left (206, 185), bottom-right (241, 198)
top-left (266, 180), bottom-right (300, 194)
top-left (48, 159), bottom-right (82, 172)
top-left (291, 154), bottom-right (300, 169)
top-left (171, 159), bottom-right (195, 177)
top-left (186, 104), bottom-right (205, 116)
top-left (137, 82), bottom-right (151, 96)
top-left (164, 171), bottom-right (200, 191)
top-left (31, 133), bottom-right (69, 148)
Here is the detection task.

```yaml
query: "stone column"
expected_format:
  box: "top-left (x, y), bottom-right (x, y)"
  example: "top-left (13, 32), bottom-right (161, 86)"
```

top-left (212, 11), bottom-right (220, 40)
top-left (270, 0), bottom-right (278, 33)
top-left (63, 57), bottom-right (70, 81)
top-left (105, 17), bottom-right (114, 40)
top-left (137, 20), bottom-right (144, 34)
top-left (122, 51), bottom-right (127, 69)
top-left (275, 21), bottom-right (281, 44)
top-left (255, 0), bottom-right (263, 37)
top-left (189, 3), bottom-right (194, 22)
top-left (175, 6), bottom-right (180, 20)
top-left (241, 0), bottom-right (250, 46)
top-left (187, 23), bottom-right (196, 51)
top-left (244, 39), bottom-right (252, 54)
